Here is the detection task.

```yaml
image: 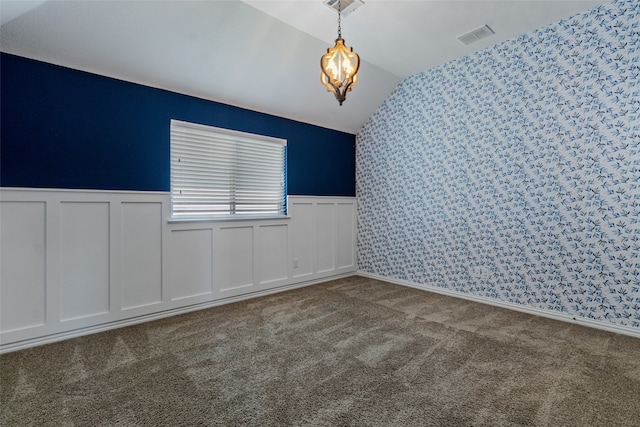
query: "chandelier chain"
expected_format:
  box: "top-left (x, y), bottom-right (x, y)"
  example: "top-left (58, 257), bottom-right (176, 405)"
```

top-left (337, 0), bottom-right (342, 38)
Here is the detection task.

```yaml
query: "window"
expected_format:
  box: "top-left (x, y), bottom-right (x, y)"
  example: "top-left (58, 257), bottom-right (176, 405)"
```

top-left (170, 120), bottom-right (287, 219)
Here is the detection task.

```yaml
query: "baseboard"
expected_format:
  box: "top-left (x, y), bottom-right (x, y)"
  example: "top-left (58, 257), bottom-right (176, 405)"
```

top-left (0, 272), bottom-right (357, 354)
top-left (357, 271), bottom-right (640, 339)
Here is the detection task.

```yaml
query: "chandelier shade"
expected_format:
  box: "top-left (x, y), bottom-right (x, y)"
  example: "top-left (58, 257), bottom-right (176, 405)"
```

top-left (320, 37), bottom-right (360, 106)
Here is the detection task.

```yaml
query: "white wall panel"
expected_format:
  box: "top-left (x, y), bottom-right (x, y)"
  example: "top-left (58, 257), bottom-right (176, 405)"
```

top-left (214, 226), bottom-right (254, 293)
top-left (0, 201), bottom-right (46, 332)
top-left (59, 202), bottom-right (110, 321)
top-left (290, 202), bottom-right (314, 278)
top-left (169, 229), bottom-right (213, 300)
top-left (337, 203), bottom-right (355, 269)
top-left (316, 203), bottom-right (335, 273)
top-left (0, 190), bottom-right (357, 352)
top-left (258, 224), bottom-right (289, 285)
top-left (121, 202), bottom-right (163, 309)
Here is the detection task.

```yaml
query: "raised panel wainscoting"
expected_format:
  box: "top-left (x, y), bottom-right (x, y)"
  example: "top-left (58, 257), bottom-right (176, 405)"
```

top-left (0, 189), bottom-right (357, 352)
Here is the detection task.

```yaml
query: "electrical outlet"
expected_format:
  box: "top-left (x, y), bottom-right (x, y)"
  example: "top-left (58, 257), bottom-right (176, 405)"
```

top-left (479, 266), bottom-right (492, 279)
top-left (470, 265), bottom-right (492, 280)
top-left (293, 258), bottom-right (299, 268)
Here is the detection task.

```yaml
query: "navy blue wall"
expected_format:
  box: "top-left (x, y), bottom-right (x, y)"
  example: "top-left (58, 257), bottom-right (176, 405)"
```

top-left (1, 53), bottom-right (355, 196)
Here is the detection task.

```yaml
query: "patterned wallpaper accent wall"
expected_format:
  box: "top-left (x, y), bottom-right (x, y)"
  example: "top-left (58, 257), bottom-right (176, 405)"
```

top-left (356, 0), bottom-right (640, 329)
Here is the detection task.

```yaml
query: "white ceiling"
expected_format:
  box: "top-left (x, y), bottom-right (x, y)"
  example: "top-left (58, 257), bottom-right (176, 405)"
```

top-left (0, 0), bottom-right (607, 134)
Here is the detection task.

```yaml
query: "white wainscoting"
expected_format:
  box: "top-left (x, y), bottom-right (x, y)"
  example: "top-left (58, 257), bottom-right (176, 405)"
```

top-left (0, 189), bottom-right (356, 352)
top-left (289, 197), bottom-right (357, 281)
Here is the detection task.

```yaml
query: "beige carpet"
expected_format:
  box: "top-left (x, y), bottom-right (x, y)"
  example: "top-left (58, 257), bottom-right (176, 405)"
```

top-left (1, 276), bottom-right (639, 426)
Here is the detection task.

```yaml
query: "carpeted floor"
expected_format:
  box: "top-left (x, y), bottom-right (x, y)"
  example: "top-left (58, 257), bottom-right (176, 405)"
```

top-left (1, 276), bottom-right (639, 426)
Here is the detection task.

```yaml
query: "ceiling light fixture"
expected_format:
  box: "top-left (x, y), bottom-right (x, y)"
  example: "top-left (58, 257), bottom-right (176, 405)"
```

top-left (320, 0), bottom-right (360, 106)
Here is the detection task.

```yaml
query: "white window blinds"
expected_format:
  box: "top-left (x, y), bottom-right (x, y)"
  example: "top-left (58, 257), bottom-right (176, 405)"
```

top-left (170, 120), bottom-right (287, 219)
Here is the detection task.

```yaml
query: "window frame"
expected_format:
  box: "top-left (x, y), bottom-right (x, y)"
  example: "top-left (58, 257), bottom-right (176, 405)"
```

top-left (170, 119), bottom-right (288, 221)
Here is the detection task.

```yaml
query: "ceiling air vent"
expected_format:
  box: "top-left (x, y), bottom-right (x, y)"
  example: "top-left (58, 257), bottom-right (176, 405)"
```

top-left (457, 25), bottom-right (495, 45)
top-left (323, 0), bottom-right (364, 17)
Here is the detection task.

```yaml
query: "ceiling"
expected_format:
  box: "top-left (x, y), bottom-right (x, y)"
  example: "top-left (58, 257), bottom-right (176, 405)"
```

top-left (0, 0), bottom-right (608, 134)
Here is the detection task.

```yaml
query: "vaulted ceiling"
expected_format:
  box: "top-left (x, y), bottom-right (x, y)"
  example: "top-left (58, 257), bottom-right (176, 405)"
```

top-left (0, 0), bottom-right (607, 134)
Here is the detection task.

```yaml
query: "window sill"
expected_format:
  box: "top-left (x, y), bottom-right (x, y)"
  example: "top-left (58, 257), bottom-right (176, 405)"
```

top-left (168, 215), bottom-right (290, 224)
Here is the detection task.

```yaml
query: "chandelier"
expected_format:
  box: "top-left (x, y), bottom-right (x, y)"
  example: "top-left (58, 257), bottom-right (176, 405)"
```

top-left (320, 1), bottom-right (360, 106)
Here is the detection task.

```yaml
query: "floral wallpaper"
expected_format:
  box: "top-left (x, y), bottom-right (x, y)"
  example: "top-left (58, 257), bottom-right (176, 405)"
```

top-left (356, 0), bottom-right (640, 329)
